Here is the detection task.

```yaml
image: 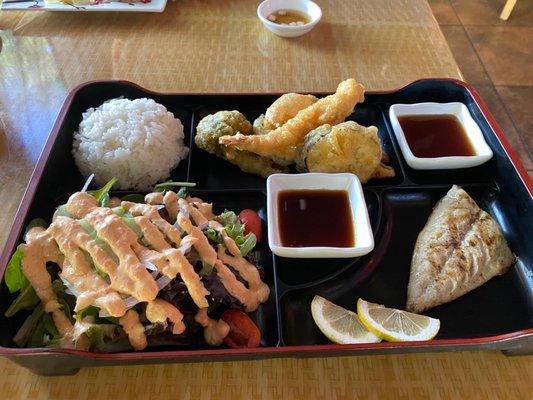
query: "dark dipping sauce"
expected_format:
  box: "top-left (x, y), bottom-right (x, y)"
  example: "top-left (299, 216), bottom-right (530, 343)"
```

top-left (278, 189), bottom-right (354, 248)
top-left (399, 114), bottom-right (476, 158)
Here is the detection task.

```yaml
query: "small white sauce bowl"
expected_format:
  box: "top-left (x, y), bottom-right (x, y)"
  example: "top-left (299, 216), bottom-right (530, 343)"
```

top-left (257, 0), bottom-right (322, 38)
top-left (389, 102), bottom-right (493, 170)
top-left (267, 173), bottom-right (374, 258)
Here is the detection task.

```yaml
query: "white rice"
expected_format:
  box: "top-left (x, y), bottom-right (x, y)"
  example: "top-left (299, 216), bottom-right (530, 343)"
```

top-left (73, 98), bottom-right (188, 190)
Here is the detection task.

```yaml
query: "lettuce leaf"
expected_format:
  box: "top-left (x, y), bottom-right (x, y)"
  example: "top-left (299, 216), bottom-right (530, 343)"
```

top-left (235, 232), bottom-right (256, 257)
top-left (4, 245), bottom-right (27, 293)
top-left (13, 304), bottom-right (45, 347)
top-left (203, 270), bottom-right (242, 310)
top-left (13, 280), bottom-right (79, 347)
top-left (56, 205), bottom-right (73, 218)
top-left (216, 210), bottom-right (257, 256)
top-left (218, 210), bottom-right (239, 227)
top-left (53, 279), bottom-right (77, 317)
top-left (26, 312), bottom-right (59, 347)
top-left (78, 219), bottom-right (118, 267)
top-left (4, 284), bottom-right (40, 317)
top-left (204, 228), bottom-right (222, 244)
top-left (88, 177), bottom-right (117, 206)
top-left (153, 181), bottom-right (196, 193)
top-left (199, 262), bottom-right (214, 276)
top-left (76, 306), bottom-right (100, 321)
top-left (85, 324), bottom-right (132, 352)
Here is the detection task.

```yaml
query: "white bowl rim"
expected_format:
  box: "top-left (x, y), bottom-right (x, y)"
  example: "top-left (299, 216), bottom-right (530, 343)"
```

top-left (389, 102), bottom-right (494, 169)
top-left (266, 173), bottom-right (374, 258)
top-left (257, 0), bottom-right (322, 30)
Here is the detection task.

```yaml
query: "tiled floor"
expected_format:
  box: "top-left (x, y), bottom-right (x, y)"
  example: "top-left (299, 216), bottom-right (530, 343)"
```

top-left (428, 0), bottom-right (533, 179)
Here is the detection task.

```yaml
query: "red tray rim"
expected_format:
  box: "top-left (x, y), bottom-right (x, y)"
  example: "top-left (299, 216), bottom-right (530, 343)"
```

top-left (0, 77), bottom-right (531, 360)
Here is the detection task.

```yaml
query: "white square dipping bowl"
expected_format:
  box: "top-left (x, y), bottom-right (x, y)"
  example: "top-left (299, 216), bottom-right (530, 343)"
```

top-left (266, 173), bottom-right (374, 258)
top-left (389, 102), bottom-right (493, 170)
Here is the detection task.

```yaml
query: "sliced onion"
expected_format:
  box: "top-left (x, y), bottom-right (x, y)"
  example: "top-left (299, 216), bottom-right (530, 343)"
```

top-left (150, 270), bottom-right (160, 279)
top-left (80, 174), bottom-right (95, 193)
top-left (198, 222), bottom-right (208, 230)
top-left (156, 275), bottom-right (172, 290)
top-left (123, 296), bottom-right (141, 309)
top-left (142, 260), bottom-right (158, 271)
top-left (178, 236), bottom-right (195, 255)
top-left (173, 220), bottom-right (184, 234)
top-left (99, 275), bottom-right (173, 318)
top-left (155, 204), bottom-right (166, 210)
top-left (59, 275), bottom-right (79, 297)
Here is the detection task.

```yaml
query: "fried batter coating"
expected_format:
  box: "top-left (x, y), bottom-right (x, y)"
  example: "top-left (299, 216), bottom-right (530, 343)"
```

top-left (265, 93), bottom-right (318, 128)
top-left (372, 163), bottom-right (396, 179)
top-left (196, 111), bottom-right (252, 153)
top-left (220, 79), bottom-right (365, 165)
top-left (195, 111), bottom-right (287, 178)
top-left (252, 114), bottom-right (276, 136)
top-left (253, 93), bottom-right (318, 135)
top-left (296, 121), bottom-right (395, 183)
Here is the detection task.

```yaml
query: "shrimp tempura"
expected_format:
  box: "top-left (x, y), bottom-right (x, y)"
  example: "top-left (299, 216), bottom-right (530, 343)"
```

top-left (219, 79), bottom-right (365, 165)
top-left (265, 93), bottom-right (318, 128)
top-left (253, 93), bottom-right (318, 135)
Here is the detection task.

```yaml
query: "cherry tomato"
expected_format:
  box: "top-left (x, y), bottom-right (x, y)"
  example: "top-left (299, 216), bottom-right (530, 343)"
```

top-left (239, 209), bottom-right (262, 242)
top-left (221, 309), bottom-right (261, 348)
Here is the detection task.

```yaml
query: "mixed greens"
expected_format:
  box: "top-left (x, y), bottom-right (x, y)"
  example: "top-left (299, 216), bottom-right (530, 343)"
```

top-left (3, 179), bottom-right (264, 351)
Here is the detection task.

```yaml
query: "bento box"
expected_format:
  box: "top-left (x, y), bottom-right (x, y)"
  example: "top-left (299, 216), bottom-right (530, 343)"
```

top-left (0, 79), bottom-right (531, 376)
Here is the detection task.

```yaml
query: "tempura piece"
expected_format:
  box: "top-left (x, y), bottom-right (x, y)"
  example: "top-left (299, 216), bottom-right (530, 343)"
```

top-left (296, 121), bottom-right (395, 183)
top-left (220, 79), bottom-right (365, 165)
top-left (266, 93), bottom-right (318, 128)
top-left (253, 93), bottom-right (318, 135)
top-left (252, 115), bottom-right (276, 136)
top-left (195, 111), bottom-right (287, 178)
top-left (372, 163), bottom-right (396, 179)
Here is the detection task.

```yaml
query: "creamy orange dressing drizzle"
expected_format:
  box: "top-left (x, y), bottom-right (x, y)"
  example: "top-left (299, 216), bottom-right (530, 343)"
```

top-left (211, 221), bottom-right (270, 310)
top-left (146, 299), bottom-right (185, 334)
top-left (124, 202), bottom-right (182, 246)
top-left (145, 192), bottom-right (164, 205)
top-left (178, 198), bottom-right (208, 226)
top-left (119, 309), bottom-right (147, 350)
top-left (133, 215), bottom-right (209, 308)
top-left (21, 228), bottom-right (74, 337)
top-left (83, 207), bottom-right (159, 302)
top-left (19, 190), bottom-right (268, 350)
top-left (48, 217), bottom-right (126, 316)
top-left (188, 199), bottom-right (215, 220)
top-left (176, 211), bottom-right (218, 266)
top-left (163, 191), bottom-right (179, 222)
top-left (194, 308), bottom-right (230, 346)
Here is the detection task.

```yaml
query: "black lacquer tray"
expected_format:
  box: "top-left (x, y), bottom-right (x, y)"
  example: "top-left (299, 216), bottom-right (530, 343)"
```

top-left (0, 79), bottom-right (531, 376)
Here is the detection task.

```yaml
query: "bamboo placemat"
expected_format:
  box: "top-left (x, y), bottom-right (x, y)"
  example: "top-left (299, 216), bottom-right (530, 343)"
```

top-left (2, 352), bottom-right (532, 399)
top-left (2, 1), bottom-right (530, 399)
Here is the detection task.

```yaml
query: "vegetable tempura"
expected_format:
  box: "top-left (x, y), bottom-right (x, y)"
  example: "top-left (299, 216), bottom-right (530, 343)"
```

top-left (219, 79), bottom-right (365, 165)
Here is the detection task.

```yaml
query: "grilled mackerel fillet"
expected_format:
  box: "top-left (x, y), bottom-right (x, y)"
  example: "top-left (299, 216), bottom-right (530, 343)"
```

top-left (406, 185), bottom-right (515, 313)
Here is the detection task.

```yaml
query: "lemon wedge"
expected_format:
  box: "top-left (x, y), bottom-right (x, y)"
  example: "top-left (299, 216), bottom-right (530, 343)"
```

top-left (357, 298), bottom-right (440, 342)
top-left (311, 295), bottom-right (381, 344)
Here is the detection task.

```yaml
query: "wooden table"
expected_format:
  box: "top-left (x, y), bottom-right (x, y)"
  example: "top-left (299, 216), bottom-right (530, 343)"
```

top-left (0, 1), bottom-right (530, 398)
